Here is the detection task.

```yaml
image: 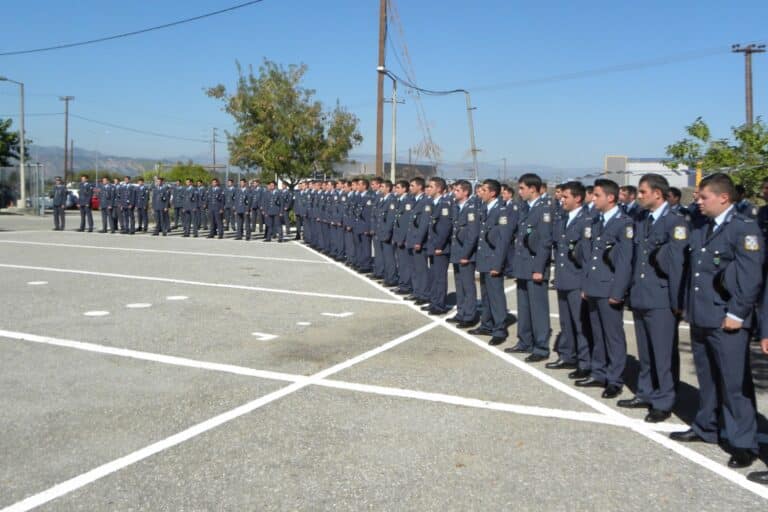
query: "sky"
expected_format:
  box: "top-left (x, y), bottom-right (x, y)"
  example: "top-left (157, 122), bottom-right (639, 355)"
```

top-left (0, 0), bottom-right (767, 174)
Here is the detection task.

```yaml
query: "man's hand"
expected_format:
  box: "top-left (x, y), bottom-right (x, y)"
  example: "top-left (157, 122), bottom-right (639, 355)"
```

top-left (581, 292), bottom-right (587, 300)
top-left (435, 249), bottom-right (443, 256)
top-left (414, 244), bottom-right (421, 252)
top-left (490, 270), bottom-right (501, 277)
top-left (608, 297), bottom-right (623, 305)
top-left (721, 316), bottom-right (743, 332)
top-left (532, 272), bottom-right (543, 283)
top-left (761, 339), bottom-right (768, 355)
top-left (460, 258), bottom-right (470, 265)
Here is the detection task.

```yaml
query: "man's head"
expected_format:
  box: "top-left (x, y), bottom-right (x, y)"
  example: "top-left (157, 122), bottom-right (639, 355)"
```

top-left (560, 181), bottom-right (585, 212)
top-left (211, 178), bottom-right (219, 187)
top-left (371, 177), bottom-right (383, 192)
top-left (80, 175), bottom-right (88, 182)
top-left (667, 187), bottom-right (682, 206)
top-left (409, 177), bottom-right (425, 195)
top-left (137, 178), bottom-right (144, 185)
top-left (157, 177), bottom-right (165, 186)
top-left (585, 185), bottom-right (594, 204)
top-left (123, 176), bottom-right (131, 183)
top-left (735, 184), bottom-right (747, 202)
top-left (381, 180), bottom-right (393, 194)
top-left (637, 174), bottom-right (669, 211)
top-left (698, 173), bottom-right (736, 218)
top-left (453, 180), bottom-right (472, 202)
top-left (227, 179), bottom-right (234, 186)
top-left (554, 184), bottom-right (564, 201)
top-left (500, 184), bottom-right (513, 203)
top-left (517, 173), bottom-right (542, 202)
top-left (428, 177), bottom-right (446, 199)
top-left (186, 178), bottom-right (193, 186)
top-left (395, 180), bottom-right (409, 196)
top-left (55, 176), bottom-right (62, 185)
top-left (195, 180), bottom-right (203, 187)
top-left (239, 179), bottom-right (247, 187)
top-left (101, 177), bottom-right (109, 184)
top-left (592, 179), bottom-right (620, 213)
top-left (267, 181), bottom-right (276, 191)
top-left (481, 179), bottom-right (501, 204)
top-left (619, 185), bottom-right (637, 205)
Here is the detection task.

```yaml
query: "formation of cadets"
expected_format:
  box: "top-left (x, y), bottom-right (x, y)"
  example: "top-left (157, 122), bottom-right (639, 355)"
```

top-left (52, 171), bottom-right (768, 481)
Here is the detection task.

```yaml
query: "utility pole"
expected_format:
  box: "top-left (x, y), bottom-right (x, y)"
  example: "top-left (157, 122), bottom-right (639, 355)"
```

top-left (375, 0), bottom-right (387, 177)
top-left (464, 92), bottom-right (480, 184)
top-left (732, 43), bottom-right (765, 127)
top-left (212, 127), bottom-right (217, 167)
top-left (386, 79), bottom-right (405, 183)
top-left (59, 96), bottom-right (74, 183)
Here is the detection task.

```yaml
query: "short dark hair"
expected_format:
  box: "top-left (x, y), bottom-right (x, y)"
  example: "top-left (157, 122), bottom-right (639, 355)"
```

top-left (359, 179), bottom-right (370, 189)
top-left (268, 181), bottom-right (276, 186)
top-left (396, 180), bottom-right (409, 190)
top-left (430, 177), bottom-right (446, 193)
top-left (585, 185), bottom-right (594, 194)
top-left (620, 185), bottom-right (637, 197)
top-left (638, 173), bottom-right (669, 197)
top-left (371, 177), bottom-right (383, 185)
top-left (668, 187), bottom-right (682, 199)
top-left (594, 178), bottom-right (619, 203)
top-left (700, 173), bottom-right (736, 202)
top-left (561, 181), bottom-right (585, 202)
top-left (455, 179), bottom-right (472, 195)
top-left (410, 177), bottom-right (425, 189)
top-left (518, 173), bottom-right (542, 191)
top-left (483, 178), bottom-right (501, 198)
top-left (555, 183), bottom-right (564, 191)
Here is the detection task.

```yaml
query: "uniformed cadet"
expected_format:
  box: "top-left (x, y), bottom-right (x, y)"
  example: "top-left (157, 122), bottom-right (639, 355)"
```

top-left (51, 176), bottom-right (68, 231)
top-left (500, 184), bottom-right (518, 278)
top-left (734, 183), bottom-right (758, 219)
top-left (250, 180), bottom-right (265, 235)
top-left (747, 286), bottom-right (768, 485)
top-left (619, 185), bottom-right (644, 221)
top-left (546, 181), bottom-right (593, 377)
top-left (151, 177), bottom-right (171, 236)
top-left (279, 182), bottom-right (293, 239)
top-left (375, 180), bottom-right (399, 287)
top-left (392, 181), bottom-right (414, 295)
top-left (224, 179), bottom-right (236, 232)
top-left (118, 176), bottom-right (136, 234)
top-left (234, 178), bottom-right (251, 240)
top-left (506, 173), bottom-right (552, 360)
top-left (182, 178), bottom-right (200, 237)
top-left (424, 177), bottom-right (453, 315)
top-left (196, 180), bottom-right (209, 231)
top-left (172, 180), bottom-right (185, 230)
top-left (343, 181), bottom-right (358, 265)
top-left (294, 181), bottom-right (307, 240)
top-left (669, 173), bottom-right (763, 470)
top-left (405, 177), bottom-right (432, 304)
top-left (354, 179), bottom-right (376, 272)
top-left (98, 177), bottom-right (114, 233)
top-left (577, 178), bottom-right (633, 399)
top-left (758, 178), bottom-right (768, 271)
top-left (469, 179), bottom-right (515, 344)
top-left (667, 187), bottom-right (689, 216)
top-left (262, 181), bottom-right (282, 242)
top-left (206, 178), bottom-right (225, 239)
top-left (135, 178), bottom-right (149, 232)
top-left (331, 181), bottom-right (346, 259)
top-left (620, 174), bottom-right (688, 422)
top-left (77, 174), bottom-right (94, 232)
top-left (111, 178), bottom-right (121, 232)
top-left (447, 180), bottom-right (480, 327)
top-left (584, 185), bottom-right (596, 214)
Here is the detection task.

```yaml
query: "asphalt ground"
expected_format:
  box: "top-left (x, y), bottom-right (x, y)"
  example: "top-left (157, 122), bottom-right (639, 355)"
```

top-left (1, 211), bottom-right (767, 511)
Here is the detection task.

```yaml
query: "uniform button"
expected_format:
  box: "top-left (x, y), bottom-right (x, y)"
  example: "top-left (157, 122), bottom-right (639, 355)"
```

top-left (701, 248), bottom-right (706, 252)
top-left (591, 266), bottom-right (596, 270)
top-left (593, 256), bottom-right (597, 260)
top-left (560, 264), bottom-right (564, 267)
top-left (694, 287), bottom-right (699, 291)
top-left (695, 272), bottom-right (699, 277)
top-left (640, 273), bottom-right (644, 278)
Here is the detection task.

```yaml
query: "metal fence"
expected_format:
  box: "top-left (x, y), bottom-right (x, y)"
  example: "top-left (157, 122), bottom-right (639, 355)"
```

top-left (0, 163), bottom-right (50, 215)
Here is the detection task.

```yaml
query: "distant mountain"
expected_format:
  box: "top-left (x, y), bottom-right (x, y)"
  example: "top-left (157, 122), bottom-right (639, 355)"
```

top-left (27, 146), bottom-right (216, 177)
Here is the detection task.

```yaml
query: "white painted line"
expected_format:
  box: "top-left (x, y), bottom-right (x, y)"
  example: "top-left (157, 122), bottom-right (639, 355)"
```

top-left (296, 322), bottom-right (311, 326)
top-left (504, 284), bottom-right (517, 293)
top-left (26, 281), bottom-right (48, 286)
top-left (0, 327), bottom-right (695, 436)
top-left (0, 320), bottom-right (440, 512)
top-left (0, 239), bottom-right (330, 265)
top-left (166, 295), bottom-right (188, 301)
top-left (126, 303), bottom-right (152, 309)
top-left (294, 241), bottom-right (768, 501)
top-left (321, 312), bottom-right (354, 318)
top-left (83, 311), bottom-right (109, 317)
top-left (0, 264), bottom-right (403, 306)
top-left (251, 332), bottom-right (278, 342)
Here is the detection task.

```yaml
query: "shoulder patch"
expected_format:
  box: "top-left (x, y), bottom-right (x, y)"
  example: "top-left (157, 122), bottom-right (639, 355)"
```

top-left (625, 225), bottom-right (634, 239)
top-left (584, 226), bottom-right (592, 239)
top-left (745, 235), bottom-right (760, 252)
top-left (468, 212), bottom-right (475, 222)
top-left (405, 204), bottom-right (412, 211)
top-left (390, 203), bottom-right (395, 210)
top-left (425, 205), bottom-right (431, 212)
top-left (499, 216), bottom-right (508, 225)
top-left (441, 207), bottom-right (449, 216)
top-left (673, 225), bottom-right (688, 241)
top-left (543, 212), bottom-right (551, 223)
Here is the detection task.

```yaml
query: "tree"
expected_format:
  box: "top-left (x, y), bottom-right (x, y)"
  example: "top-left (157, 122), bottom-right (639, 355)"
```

top-left (206, 60), bottom-right (362, 187)
top-left (665, 117), bottom-right (768, 196)
top-left (151, 161), bottom-right (214, 184)
top-left (0, 118), bottom-right (29, 167)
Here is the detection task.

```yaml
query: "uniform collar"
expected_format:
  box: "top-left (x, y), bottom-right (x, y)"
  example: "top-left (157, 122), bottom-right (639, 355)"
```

top-left (714, 205), bottom-right (735, 228)
top-left (649, 202), bottom-right (668, 223)
top-left (527, 196), bottom-right (540, 209)
top-left (486, 198), bottom-right (499, 211)
top-left (602, 205), bottom-right (620, 224)
top-left (567, 208), bottom-right (580, 224)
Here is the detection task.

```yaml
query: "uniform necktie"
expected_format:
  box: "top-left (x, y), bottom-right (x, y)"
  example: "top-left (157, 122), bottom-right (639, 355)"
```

top-left (645, 215), bottom-right (653, 237)
top-left (706, 219), bottom-right (715, 239)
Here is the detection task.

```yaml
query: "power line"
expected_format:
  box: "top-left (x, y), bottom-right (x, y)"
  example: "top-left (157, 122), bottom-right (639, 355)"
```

top-left (0, 0), bottom-right (267, 57)
top-left (70, 114), bottom-right (222, 144)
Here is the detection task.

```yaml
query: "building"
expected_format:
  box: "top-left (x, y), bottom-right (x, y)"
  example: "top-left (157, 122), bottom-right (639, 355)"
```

top-left (603, 155), bottom-right (693, 189)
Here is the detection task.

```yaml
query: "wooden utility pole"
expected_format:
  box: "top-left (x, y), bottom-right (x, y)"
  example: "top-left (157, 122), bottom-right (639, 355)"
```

top-left (59, 96), bottom-right (74, 183)
top-left (375, 0), bottom-right (387, 177)
top-left (732, 43), bottom-right (765, 127)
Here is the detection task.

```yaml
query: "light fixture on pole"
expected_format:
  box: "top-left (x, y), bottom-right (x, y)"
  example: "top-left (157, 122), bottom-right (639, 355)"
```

top-left (0, 76), bottom-right (26, 209)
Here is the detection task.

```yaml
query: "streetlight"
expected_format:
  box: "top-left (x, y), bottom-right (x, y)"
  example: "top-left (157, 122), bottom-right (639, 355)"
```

top-left (0, 76), bottom-right (26, 209)
top-left (377, 66), bottom-right (398, 183)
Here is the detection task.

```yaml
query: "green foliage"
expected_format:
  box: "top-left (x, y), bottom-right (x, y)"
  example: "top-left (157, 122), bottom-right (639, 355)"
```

top-left (76, 170), bottom-right (125, 183)
top-left (207, 59), bottom-right (362, 186)
top-left (666, 117), bottom-right (768, 197)
top-left (0, 118), bottom-right (30, 167)
top-left (151, 161), bottom-right (214, 183)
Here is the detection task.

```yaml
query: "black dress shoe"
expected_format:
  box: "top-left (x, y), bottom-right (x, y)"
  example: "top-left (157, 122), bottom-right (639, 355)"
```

top-left (602, 385), bottom-right (622, 399)
top-left (617, 396), bottom-right (651, 409)
top-left (420, 305), bottom-right (432, 311)
top-left (747, 471), bottom-right (768, 485)
top-left (488, 336), bottom-right (506, 346)
top-left (414, 299), bottom-right (429, 306)
top-left (394, 290), bottom-right (411, 296)
top-left (644, 409), bottom-right (671, 423)
top-left (468, 327), bottom-right (492, 336)
top-left (669, 429), bottom-right (705, 443)
top-left (575, 377), bottom-right (605, 388)
top-left (525, 353), bottom-right (548, 363)
top-left (568, 369), bottom-right (591, 379)
top-left (446, 316), bottom-right (461, 324)
top-left (728, 449), bottom-right (757, 468)
top-left (545, 359), bottom-right (578, 370)
top-left (404, 294), bottom-right (419, 301)
top-left (457, 320), bottom-right (478, 328)
top-left (428, 308), bottom-right (448, 316)
top-left (504, 345), bottom-right (530, 354)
